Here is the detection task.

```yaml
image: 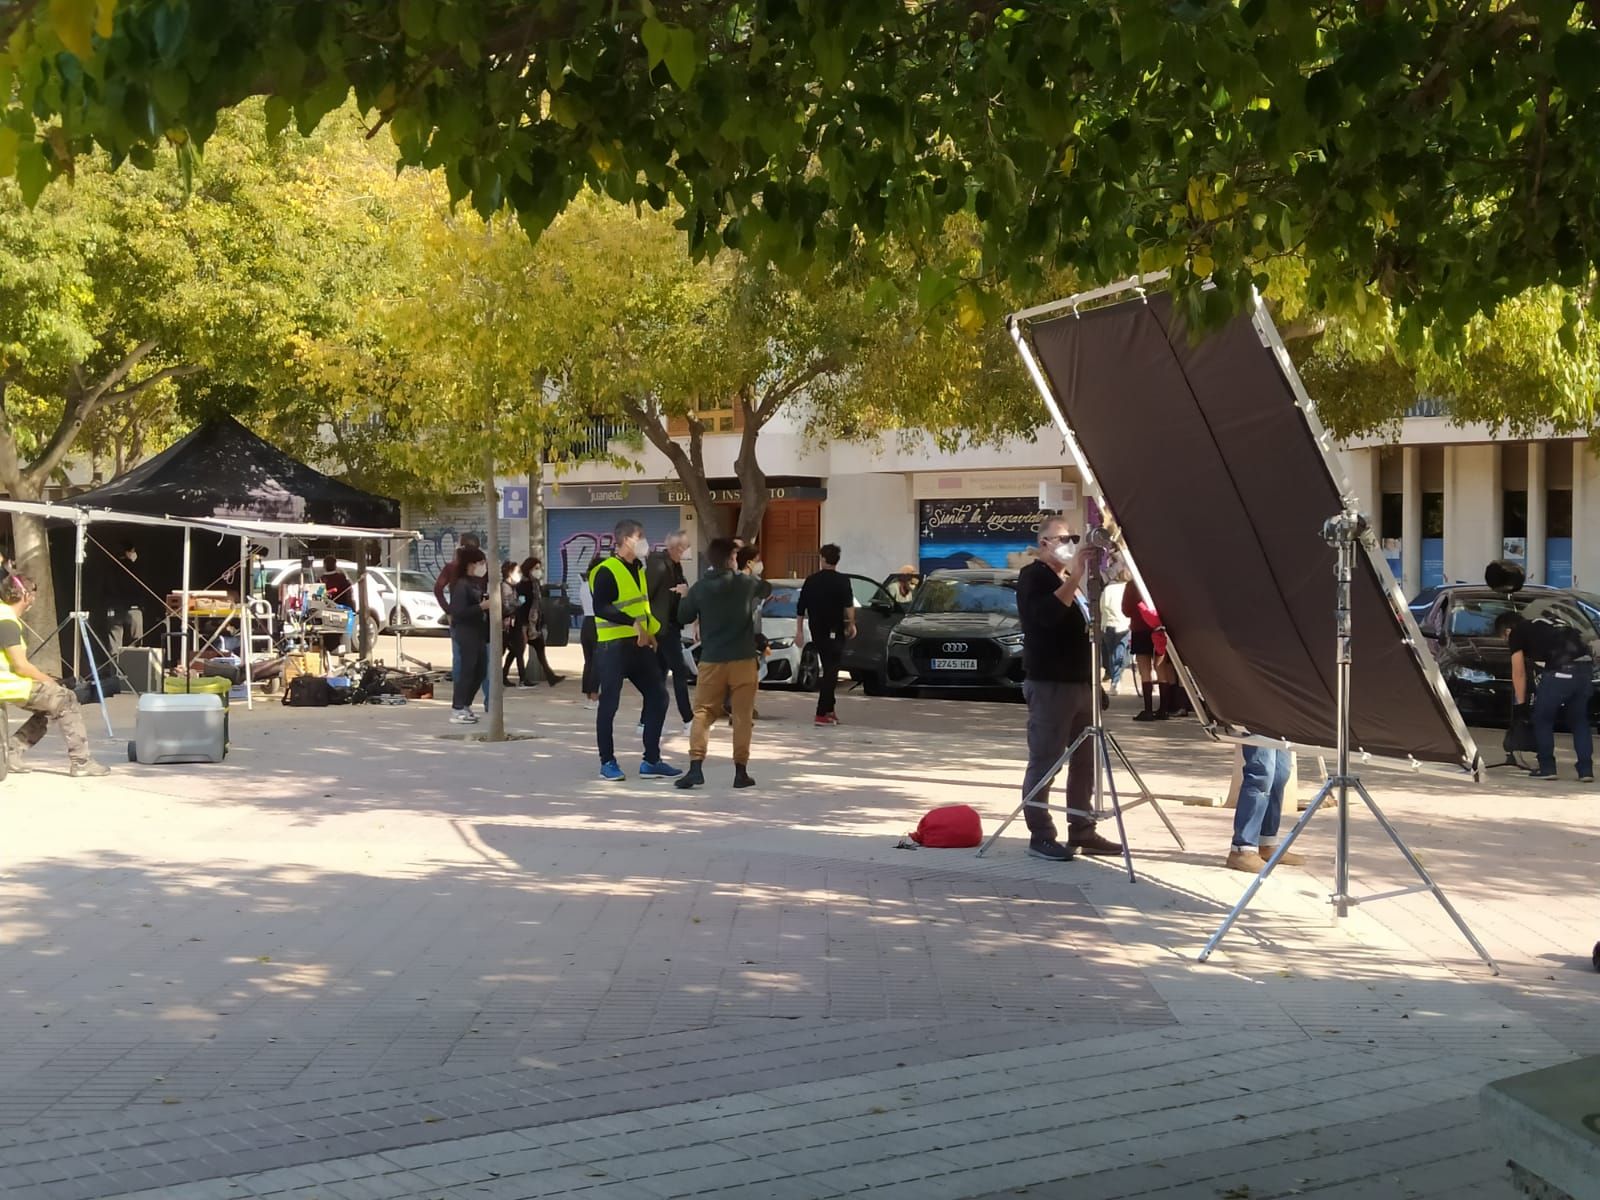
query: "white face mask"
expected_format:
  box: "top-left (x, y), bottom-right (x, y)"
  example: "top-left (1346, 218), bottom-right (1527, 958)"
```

top-left (510, 572), bottom-right (522, 586)
top-left (751, 559), bottom-right (764, 577)
top-left (1050, 541), bottom-right (1076, 564)
top-left (470, 563), bottom-right (488, 578)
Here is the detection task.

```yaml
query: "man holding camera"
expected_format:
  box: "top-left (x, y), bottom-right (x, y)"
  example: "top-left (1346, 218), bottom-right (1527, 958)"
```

top-left (1496, 610), bottom-right (1594, 782)
top-left (1015, 516), bottom-right (1124, 861)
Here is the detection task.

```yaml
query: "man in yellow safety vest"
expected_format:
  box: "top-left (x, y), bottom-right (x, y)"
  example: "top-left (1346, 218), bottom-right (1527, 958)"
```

top-left (589, 519), bottom-right (682, 782)
top-left (0, 572), bottom-right (110, 777)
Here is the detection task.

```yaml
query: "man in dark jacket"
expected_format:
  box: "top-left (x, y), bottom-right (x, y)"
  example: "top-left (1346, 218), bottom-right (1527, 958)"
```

top-left (641, 530), bottom-right (694, 733)
top-left (675, 537), bottom-right (771, 790)
top-left (1014, 516), bottom-right (1123, 861)
top-left (1497, 610), bottom-right (1595, 781)
top-left (433, 533), bottom-right (489, 712)
top-left (101, 542), bottom-right (146, 653)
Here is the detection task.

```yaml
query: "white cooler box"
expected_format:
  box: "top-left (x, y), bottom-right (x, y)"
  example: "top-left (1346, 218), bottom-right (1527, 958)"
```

top-left (130, 694), bottom-right (227, 764)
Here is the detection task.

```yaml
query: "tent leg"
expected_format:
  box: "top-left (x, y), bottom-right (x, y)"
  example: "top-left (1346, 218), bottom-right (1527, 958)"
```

top-left (180, 527), bottom-right (191, 671)
top-left (240, 535), bottom-right (253, 710)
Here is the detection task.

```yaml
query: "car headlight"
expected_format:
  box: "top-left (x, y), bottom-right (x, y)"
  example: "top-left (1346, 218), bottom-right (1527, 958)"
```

top-left (1448, 666), bottom-right (1495, 685)
top-left (887, 631), bottom-right (914, 646)
top-left (766, 638), bottom-right (793, 650)
top-left (997, 633), bottom-right (1024, 647)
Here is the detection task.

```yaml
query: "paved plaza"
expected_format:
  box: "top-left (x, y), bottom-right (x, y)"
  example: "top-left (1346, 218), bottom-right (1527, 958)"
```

top-left (1, 644), bottom-right (1595, 1199)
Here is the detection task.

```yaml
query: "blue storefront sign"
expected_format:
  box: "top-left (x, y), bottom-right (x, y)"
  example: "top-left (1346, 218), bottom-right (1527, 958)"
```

top-left (917, 498), bottom-right (1048, 574)
top-left (500, 486), bottom-right (529, 520)
top-left (1547, 537), bottom-right (1573, 587)
top-left (1421, 538), bottom-right (1445, 588)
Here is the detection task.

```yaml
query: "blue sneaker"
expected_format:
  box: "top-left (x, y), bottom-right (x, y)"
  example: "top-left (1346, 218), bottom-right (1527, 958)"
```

top-left (639, 759), bottom-right (682, 779)
top-left (599, 760), bottom-right (626, 782)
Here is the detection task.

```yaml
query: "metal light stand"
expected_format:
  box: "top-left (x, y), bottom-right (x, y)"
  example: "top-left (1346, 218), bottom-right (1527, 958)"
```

top-left (978, 542), bottom-right (1187, 876)
top-left (1199, 512), bottom-right (1499, 973)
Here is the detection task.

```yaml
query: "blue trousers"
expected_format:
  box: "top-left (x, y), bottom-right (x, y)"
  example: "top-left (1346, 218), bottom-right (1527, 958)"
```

top-left (1532, 662), bottom-right (1593, 776)
top-left (451, 628), bottom-right (491, 709)
top-left (1100, 629), bottom-right (1129, 689)
top-left (597, 640), bottom-right (666, 766)
top-left (1233, 746), bottom-right (1289, 849)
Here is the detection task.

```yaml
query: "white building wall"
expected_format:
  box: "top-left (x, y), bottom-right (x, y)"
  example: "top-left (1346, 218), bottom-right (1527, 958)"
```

top-left (822, 473), bottom-right (915, 574)
top-left (1443, 444), bottom-right (1501, 583)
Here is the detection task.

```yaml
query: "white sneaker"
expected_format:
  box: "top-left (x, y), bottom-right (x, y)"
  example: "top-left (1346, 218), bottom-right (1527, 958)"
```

top-left (585, 699), bottom-right (598, 709)
top-left (635, 721), bottom-right (645, 734)
top-left (449, 710), bottom-right (474, 725)
top-left (682, 722), bottom-right (692, 737)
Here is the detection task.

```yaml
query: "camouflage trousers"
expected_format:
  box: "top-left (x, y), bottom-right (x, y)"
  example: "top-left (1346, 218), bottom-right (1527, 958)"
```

top-left (8, 680), bottom-right (91, 767)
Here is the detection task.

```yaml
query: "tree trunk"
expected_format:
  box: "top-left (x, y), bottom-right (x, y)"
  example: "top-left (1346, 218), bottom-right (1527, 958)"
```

top-left (527, 457), bottom-right (545, 564)
top-left (624, 402), bottom-right (722, 551)
top-left (9, 503), bottom-right (63, 676)
top-left (484, 442), bottom-right (506, 742)
top-left (733, 430), bottom-right (770, 547)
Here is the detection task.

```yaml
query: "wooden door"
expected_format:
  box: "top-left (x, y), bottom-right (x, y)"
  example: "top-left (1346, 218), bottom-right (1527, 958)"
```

top-left (760, 501), bottom-right (821, 579)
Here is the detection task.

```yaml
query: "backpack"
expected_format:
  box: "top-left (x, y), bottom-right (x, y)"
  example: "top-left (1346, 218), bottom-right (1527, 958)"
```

top-left (910, 804), bottom-right (983, 848)
top-left (282, 675), bottom-right (334, 707)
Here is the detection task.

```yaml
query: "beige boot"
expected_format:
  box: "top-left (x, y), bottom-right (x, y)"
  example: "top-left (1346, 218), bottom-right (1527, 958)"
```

top-left (1226, 847), bottom-right (1267, 873)
top-left (1259, 842), bottom-right (1305, 866)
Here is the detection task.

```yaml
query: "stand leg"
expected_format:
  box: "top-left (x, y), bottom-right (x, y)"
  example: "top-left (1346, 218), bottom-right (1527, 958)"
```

top-left (1352, 780), bottom-right (1500, 975)
top-left (1198, 780), bottom-right (1334, 962)
top-left (1099, 732), bottom-right (1135, 882)
top-left (1106, 731), bottom-right (1187, 851)
top-left (75, 615), bottom-right (114, 738)
top-left (977, 725), bottom-right (1096, 858)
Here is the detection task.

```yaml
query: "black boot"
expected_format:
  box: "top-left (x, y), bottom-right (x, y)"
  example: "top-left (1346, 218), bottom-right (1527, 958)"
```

top-left (1156, 683), bottom-right (1175, 719)
top-left (1134, 682), bottom-right (1158, 722)
top-left (675, 761), bottom-right (705, 789)
top-left (733, 764), bottom-right (755, 789)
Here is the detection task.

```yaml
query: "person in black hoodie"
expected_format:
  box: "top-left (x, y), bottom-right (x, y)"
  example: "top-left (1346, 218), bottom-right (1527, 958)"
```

top-left (1014, 516), bottom-right (1123, 861)
top-left (640, 530), bottom-right (694, 733)
top-left (447, 547), bottom-right (491, 725)
top-left (517, 556), bottom-right (564, 686)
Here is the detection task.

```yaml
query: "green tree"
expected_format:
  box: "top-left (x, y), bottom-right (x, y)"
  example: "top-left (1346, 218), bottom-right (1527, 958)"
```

top-left (0, 106), bottom-right (429, 667)
top-left (7, 1), bottom-right (1600, 358)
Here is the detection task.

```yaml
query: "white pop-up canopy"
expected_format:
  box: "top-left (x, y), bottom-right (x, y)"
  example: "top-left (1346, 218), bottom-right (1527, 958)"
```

top-left (0, 498), bottom-right (420, 720)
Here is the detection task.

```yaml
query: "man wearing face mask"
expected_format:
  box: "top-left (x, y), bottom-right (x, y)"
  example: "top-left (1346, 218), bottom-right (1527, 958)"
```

top-left (589, 519), bottom-right (681, 782)
top-left (1013, 515), bottom-right (1124, 861)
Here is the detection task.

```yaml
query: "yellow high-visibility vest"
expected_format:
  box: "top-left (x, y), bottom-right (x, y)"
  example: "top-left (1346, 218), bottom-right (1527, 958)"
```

top-left (0, 603), bottom-right (36, 703)
top-left (589, 557), bottom-right (659, 642)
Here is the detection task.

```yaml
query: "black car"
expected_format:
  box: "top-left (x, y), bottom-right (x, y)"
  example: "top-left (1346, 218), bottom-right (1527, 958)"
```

top-left (879, 569), bottom-right (1025, 694)
top-left (1413, 585), bottom-right (1600, 728)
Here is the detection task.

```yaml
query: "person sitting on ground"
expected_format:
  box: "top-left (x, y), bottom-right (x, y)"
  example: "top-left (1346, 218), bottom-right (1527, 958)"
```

top-left (0, 572), bottom-right (110, 777)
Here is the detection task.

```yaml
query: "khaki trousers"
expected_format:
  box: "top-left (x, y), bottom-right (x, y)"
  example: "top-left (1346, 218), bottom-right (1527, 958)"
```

top-left (691, 659), bottom-right (759, 765)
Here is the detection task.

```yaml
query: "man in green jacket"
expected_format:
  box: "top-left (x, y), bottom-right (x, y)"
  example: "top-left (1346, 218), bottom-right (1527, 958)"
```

top-left (676, 537), bottom-right (771, 790)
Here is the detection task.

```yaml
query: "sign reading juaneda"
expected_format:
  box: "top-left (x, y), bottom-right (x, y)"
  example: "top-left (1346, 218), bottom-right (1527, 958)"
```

top-left (917, 498), bottom-right (1048, 573)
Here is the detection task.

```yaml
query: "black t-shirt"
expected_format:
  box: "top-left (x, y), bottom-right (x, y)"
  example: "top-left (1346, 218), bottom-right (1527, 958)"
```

top-left (798, 569), bottom-right (855, 640)
top-left (1509, 618), bottom-right (1590, 667)
top-left (1017, 559), bottom-right (1092, 683)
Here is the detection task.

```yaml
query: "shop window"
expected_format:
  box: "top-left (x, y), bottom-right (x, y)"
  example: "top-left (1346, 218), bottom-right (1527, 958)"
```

top-left (1421, 492), bottom-right (1444, 538)
top-left (1503, 491), bottom-right (1527, 538)
top-left (1380, 493), bottom-right (1403, 539)
top-left (1548, 489), bottom-right (1574, 537)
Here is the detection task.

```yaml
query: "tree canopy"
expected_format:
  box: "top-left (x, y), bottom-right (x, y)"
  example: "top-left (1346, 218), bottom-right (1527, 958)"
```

top-left (4, 1), bottom-right (1599, 350)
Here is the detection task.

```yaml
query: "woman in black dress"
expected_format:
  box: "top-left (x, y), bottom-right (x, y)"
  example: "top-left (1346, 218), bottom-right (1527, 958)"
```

top-left (519, 556), bottom-right (565, 686)
top-left (448, 547), bottom-right (491, 723)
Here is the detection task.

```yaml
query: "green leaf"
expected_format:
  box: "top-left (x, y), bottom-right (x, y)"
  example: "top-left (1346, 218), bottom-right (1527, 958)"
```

top-left (48, 0), bottom-right (96, 59)
top-left (1554, 32), bottom-right (1600, 95)
top-left (640, 17), bottom-right (669, 70)
top-left (264, 94), bottom-right (292, 138)
top-left (399, 0), bottom-right (433, 41)
top-left (664, 27), bottom-right (697, 89)
top-left (16, 141), bottom-right (47, 201)
top-left (0, 126), bottom-right (17, 178)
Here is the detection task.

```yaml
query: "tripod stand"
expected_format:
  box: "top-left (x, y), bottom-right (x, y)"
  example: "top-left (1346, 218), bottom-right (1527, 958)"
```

top-left (40, 607), bottom-right (127, 738)
top-left (978, 547), bottom-right (1187, 878)
top-left (1199, 511), bottom-right (1499, 973)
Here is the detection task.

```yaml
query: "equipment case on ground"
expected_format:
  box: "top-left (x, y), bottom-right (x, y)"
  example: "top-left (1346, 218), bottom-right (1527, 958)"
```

top-left (130, 693), bottom-right (228, 765)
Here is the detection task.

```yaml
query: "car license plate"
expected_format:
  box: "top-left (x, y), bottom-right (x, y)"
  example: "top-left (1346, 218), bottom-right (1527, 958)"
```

top-left (930, 657), bottom-right (978, 670)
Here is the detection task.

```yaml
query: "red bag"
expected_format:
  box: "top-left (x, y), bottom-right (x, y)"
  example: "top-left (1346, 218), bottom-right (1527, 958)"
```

top-left (910, 804), bottom-right (983, 848)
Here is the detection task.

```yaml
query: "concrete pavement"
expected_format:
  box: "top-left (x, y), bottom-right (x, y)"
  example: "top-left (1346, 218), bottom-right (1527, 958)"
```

top-left (0, 643), bottom-right (1593, 1198)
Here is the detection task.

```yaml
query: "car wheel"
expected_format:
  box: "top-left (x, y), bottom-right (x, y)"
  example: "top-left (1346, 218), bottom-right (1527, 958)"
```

top-left (861, 671), bottom-right (890, 697)
top-left (390, 606), bottom-right (410, 630)
top-left (359, 615), bottom-right (380, 655)
top-left (797, 646), bottom-right (821, 692)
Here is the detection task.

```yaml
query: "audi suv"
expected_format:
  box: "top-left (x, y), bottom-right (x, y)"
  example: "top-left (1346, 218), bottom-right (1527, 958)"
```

top-left (880, 569), bottom-right (1024, 694)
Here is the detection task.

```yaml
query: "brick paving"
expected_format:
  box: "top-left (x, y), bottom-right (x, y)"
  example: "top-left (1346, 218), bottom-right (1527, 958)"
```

top-left (1, 645), bottom-right (1594, 1197)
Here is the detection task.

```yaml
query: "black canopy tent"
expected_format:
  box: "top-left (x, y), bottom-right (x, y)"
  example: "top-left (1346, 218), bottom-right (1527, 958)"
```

top-left (44, 418), bottom-right (402, 666)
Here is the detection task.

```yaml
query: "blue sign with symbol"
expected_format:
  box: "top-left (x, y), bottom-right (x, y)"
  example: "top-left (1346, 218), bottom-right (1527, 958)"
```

top-left (500, 486), bottom-right (529, 520)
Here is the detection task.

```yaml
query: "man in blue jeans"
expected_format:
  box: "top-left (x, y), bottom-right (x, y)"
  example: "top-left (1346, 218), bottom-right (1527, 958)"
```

top-left (435, 534), bottom-right (491, 713)
top-left (1497, 611), bottom-right (1595, 782)
top-left (1227, 746), bottom-right (1306, 873)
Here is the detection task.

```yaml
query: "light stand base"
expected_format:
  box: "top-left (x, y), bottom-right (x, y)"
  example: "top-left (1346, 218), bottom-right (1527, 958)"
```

top-left (1198, 773), bottom-right (1500, 974)
top-left (41, 610), bottom-right (129, 738)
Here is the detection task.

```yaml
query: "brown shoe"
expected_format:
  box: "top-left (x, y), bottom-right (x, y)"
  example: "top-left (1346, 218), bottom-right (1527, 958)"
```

top-left (1226, 848), bottom-right (1268, 873)
top-left (1067, 827), bottom-right (1123, 856)
top-left (1259, 843), bottom-right (1305, 866)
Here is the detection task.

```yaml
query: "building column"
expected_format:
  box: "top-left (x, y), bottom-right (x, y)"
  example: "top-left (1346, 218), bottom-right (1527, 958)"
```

top-left (1526, 443), bottom-right (1546, 584)
top-left (1401, 445), bottom-right (1422, 598)
top-left (1575, 441), bottom-right (1589, 590)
